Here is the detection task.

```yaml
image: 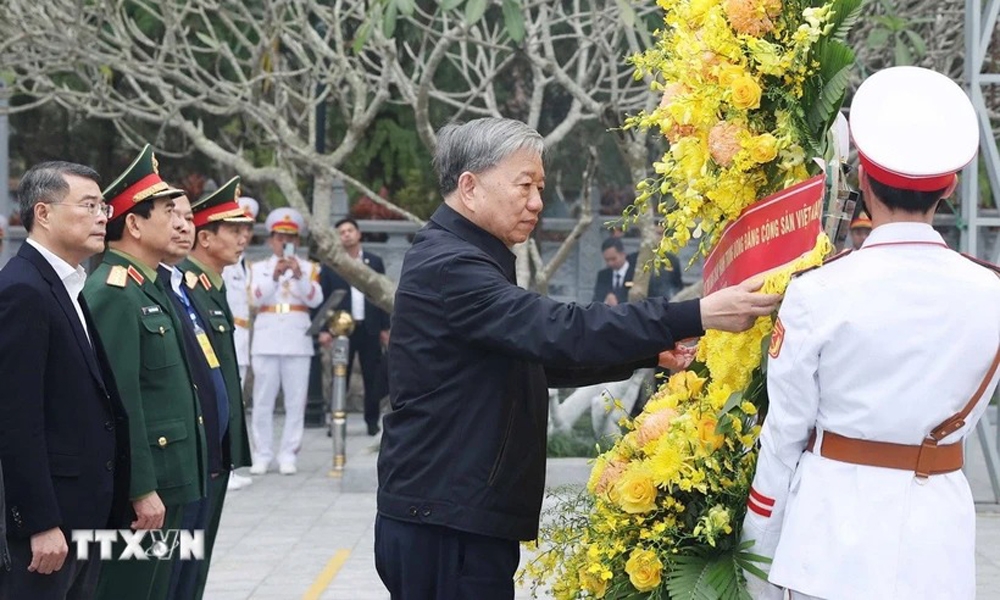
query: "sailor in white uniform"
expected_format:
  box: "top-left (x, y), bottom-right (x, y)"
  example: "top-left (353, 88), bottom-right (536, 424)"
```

top-left (221, 196), bottom-right (258, 490)
top-left (248, 207), bottom-right (323, 475)
top-left (222, 196), bottom-right (258, 385)
top-left (742, 66), bottom-right (1000, 599)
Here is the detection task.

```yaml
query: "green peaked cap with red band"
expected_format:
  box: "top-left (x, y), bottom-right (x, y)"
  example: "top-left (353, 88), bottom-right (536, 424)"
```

top-left (191, 176), bottom-right (253, 228)
top-left (103, 144), bottom-right (185, 221)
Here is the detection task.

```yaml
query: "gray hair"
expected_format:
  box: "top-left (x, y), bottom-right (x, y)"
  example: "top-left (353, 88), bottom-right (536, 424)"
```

top-left (433, 118), bottom-right (545, 195)
top-left (18, 161), bottom-right (100, 232)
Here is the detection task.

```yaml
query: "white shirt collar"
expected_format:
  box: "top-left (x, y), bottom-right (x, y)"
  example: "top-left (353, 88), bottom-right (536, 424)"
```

top-left (614, 260), bottom-right (630, 279)
top-left (860, 222), bottom-right (946, 249)
top-left (25, 238), bottom-right (86, 285)
top-left (159, 263), bottom-right (184, 296)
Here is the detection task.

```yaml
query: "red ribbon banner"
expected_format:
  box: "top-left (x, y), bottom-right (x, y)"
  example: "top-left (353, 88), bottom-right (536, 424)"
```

top-left (702, 174), bottom-right (825, 295)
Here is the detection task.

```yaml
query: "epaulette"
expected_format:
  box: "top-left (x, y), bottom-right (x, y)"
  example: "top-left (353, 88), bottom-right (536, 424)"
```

top-left (792, 249), bottom-right (852, 279)
top-left (310, 261), bottom-right (320, 283)
top-left (961, 252), bottom-right (1000, 277)
top-left (106, 265), bottom-right (128, 288)
top-left (184, 271), bottom-right (199, 289)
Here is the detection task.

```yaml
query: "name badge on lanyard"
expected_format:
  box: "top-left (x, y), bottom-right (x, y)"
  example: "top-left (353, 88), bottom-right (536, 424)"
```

top-left (184, 301), bottom-right (221, 369)
top-left (195, 330), bottom-right (221, 369)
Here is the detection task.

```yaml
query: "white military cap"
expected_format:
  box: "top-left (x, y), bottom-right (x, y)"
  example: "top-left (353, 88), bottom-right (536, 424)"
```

top-left (238, 196), bottom-right (259, 220)
top-left (265, 207), bottom-right (306, 236)
top-left (850, 66), bottom-right (978, 191)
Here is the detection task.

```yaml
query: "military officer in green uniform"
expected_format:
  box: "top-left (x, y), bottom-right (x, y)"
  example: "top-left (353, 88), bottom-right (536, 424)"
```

top-left (177, 177), bottom-right (254, 598)
top-left (83, 145), bottom-right (207, 600)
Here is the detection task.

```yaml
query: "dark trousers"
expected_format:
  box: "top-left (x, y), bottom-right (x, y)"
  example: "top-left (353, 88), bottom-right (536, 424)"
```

top-left (374, 515), bottom-right (519, 600)
top-left (0, 532), bottom-right (102, 600)
top-left (94, 503), bottom-right (184, 600)
top-left (348, 326), bottom-right (385, 428)
top-left (167, 474), bottom-right (223, 600)
top-left (192, 473), bottom-right (229, 599)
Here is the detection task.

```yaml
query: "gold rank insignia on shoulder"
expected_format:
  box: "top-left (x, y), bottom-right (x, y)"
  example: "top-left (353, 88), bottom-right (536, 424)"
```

top-left (106, 265), bottom-right (128, 288)
top-left (199, 273), bottom-right (212, 290)
top-left (185, 271), bottom-right (199, 289)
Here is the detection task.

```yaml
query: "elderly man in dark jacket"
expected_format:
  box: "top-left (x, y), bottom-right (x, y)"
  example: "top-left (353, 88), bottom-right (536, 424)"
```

top-left (374, 117), bottom-right (782, 599)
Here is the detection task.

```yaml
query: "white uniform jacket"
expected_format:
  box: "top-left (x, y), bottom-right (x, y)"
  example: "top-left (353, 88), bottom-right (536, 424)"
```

top-left (742, 222), bottom-right (1000, 600)
top-left (249, 254), bottom-right (323, 357)
top-left (222, 256), bottom-right (252, 368)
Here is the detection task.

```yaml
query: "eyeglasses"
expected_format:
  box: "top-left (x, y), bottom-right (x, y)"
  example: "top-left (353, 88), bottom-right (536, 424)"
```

top-left (47, 200), bottom-right (114, 218)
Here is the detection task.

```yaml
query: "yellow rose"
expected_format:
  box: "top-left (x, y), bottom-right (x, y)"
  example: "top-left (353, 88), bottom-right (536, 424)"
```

top-left (697, 415), bottom-right (726, 451)
top-left (747, 133), bottom-right (779, 164)
top-left (730, 75), bottom-right (762, 110)
top-left (717, 63), bottom-right (745, 87)
top-left (625, 548), bottom-right (663, 592)
top-left (615, 466), bottom-right (658, 514)
top-left (578, 567), bottom-right (609, 597)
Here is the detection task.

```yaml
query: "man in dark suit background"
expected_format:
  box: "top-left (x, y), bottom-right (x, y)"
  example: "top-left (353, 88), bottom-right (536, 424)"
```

top-left (592, 236), bottom-right (635, 305)
top-left (320, 217), bottom-right (391, 436)
top-left (0, 162), bottom-right (130, 599)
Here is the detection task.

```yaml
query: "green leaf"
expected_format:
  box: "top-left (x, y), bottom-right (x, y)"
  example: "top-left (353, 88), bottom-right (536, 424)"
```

top-left (438, 0), bottom-right (464, 9)
top-left (807, 40), bottom-right (855, 136)
top-left (383, 1), bottom-right (398, 37)
top-left (904, 29), bottom-right (927, 57)
top-left (193, 31), bottom-right (219, 50)
top-left (894, 36), bottom-right (912, 65)
top-left (666, 550), bottom-right (749, 600)
top-left (352, 19), bottom-right (373, 53)
top-left (502, 0), bottom-right (525, 42)
top-left (464, 0), bottom-right (488, 24)
top-left (826, 0), bottom-right (863, 42)
top-left (866, 28), bottom-right (890, 49)
top-left (616, 0), bottom-right (637, 28)
top-left (717, 391), bottom-right (744, 419)
top-left (395, 0), bottom-right (416, 17)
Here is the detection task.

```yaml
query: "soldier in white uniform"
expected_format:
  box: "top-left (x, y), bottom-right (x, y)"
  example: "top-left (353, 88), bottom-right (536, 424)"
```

top-left (742, 66), bottom-right (1000, 599)
top-left (248, 208), bottom-right (323, 475)
top-left (221, 196), bottom-right (258, 490)
top-left (222, 196), bottom-right (259, 385)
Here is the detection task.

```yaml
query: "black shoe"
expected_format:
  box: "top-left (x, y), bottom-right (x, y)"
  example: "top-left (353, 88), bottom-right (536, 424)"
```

top-left (367, 423), bottom-right (380, 436)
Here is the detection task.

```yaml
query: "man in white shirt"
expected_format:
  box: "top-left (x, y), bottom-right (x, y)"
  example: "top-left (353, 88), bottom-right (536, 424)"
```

top-left (322, 217), bottom-right (391, 436)
top-left (0, 162), bottom-right (130, 600)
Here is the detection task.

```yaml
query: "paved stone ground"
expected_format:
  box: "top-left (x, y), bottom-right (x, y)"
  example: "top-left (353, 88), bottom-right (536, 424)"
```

top-left (205, 414), bottom-right (1000, 599)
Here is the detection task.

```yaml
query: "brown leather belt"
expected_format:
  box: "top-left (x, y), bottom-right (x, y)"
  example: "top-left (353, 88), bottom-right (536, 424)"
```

top-left (233, 317), bottom-right (250, 328)
top-left (807, 430), bottom-right (963, 477)
top-left (258, 304), bottom-right (309, 314)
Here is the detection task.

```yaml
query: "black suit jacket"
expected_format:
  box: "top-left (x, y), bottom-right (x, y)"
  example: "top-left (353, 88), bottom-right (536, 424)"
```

top-left (329, 250), bottom-right (391, 335)
top-left (592, 258), bottom-right (637, 304)
top-left (0, 243), bottom-right (130, 539)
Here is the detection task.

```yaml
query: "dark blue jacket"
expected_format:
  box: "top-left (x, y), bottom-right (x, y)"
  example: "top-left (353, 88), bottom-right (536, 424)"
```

top-left (377, 204), bottom-right (704, 541)
top-left (0, 243), bottom-right (131, 539)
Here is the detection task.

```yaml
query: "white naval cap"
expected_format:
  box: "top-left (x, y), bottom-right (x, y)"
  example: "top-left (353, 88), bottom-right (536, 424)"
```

top-left (238, 196), bottom-right (259, 220)
top-left (265, 207), bottom-right (306, 236)
top-left (850, 66), bottom-right (979, 192)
